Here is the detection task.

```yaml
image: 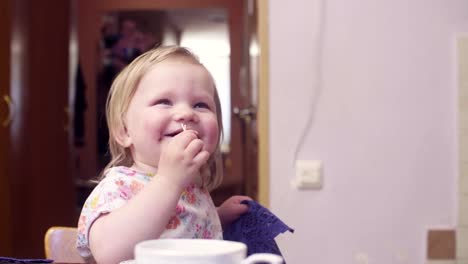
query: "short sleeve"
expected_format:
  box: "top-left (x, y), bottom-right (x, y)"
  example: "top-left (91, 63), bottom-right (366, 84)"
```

top-left (76, 169), bottom-right (145, 258)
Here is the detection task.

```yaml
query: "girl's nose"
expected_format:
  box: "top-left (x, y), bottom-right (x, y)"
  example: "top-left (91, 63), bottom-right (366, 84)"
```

top-left (173, 105), bottom-right (199, 122)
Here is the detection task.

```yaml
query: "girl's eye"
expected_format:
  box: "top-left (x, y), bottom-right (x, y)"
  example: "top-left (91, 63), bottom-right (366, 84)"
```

top-left (194, 102), bottom-right (210, 109)
top-left (154, 99), bottom-right (172, 106)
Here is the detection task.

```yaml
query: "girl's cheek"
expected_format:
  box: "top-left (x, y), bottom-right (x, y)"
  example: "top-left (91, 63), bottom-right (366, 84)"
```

top-left (143, 119), bottom-right (161, 141)
top-left (204, 120), bottom-right (220, 152)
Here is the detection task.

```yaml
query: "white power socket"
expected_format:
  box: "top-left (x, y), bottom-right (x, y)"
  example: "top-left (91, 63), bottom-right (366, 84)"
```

top-left (354, 253), bottom-right (369, 264)
top-left (292, 160), bottom-right (323, 189)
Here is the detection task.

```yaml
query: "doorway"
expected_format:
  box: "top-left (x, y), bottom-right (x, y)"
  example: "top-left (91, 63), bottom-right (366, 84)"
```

top-left (74, 0), bottom-right (263, 207)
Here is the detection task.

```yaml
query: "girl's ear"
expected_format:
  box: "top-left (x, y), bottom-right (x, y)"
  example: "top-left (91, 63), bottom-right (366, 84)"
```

top-left (114, 124), bottom-right (132, 148)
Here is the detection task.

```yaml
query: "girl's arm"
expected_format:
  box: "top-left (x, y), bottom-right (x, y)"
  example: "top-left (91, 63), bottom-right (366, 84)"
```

top-left (89, 131), bottom-right (208, 264)
top-left (89, 176), bottom-right (183, 264)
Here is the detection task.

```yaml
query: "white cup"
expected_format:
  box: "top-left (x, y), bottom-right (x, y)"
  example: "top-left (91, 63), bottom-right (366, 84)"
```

top-left (134, 239), bottom-right (283, 264)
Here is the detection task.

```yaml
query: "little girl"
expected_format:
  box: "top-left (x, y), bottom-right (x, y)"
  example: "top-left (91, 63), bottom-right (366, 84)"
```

top-left (77, 46), bottom-right (250, 263)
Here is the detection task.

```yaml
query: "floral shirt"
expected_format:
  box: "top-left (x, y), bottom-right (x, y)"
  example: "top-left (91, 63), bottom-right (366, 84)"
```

top-left (76, 166), bottom-right (222, 259)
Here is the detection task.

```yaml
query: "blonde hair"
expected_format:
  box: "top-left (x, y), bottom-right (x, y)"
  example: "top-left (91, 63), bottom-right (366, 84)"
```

top-left (104, 46), bottom-right (224, 191)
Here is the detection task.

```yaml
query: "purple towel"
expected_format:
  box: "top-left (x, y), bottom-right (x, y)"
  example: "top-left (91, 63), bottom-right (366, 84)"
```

top-left (0, 257), bottom-right (52, 263)
top-left (223, 200), bottom-right (293, 259)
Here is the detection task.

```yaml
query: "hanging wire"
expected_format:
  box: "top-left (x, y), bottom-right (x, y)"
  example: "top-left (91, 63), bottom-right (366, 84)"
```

top-left (292, 0), bottom-right (327, 165)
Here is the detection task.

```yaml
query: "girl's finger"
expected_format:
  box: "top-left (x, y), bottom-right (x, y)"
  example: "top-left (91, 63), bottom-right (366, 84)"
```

top-left (172, 130), bottom-right (198, 148)
top-left (192, 150), bottom-right (210, 166)
top-left (234, 195), bottom-right (253, 202)
top-left (185, 138), bottom-right (204, 158)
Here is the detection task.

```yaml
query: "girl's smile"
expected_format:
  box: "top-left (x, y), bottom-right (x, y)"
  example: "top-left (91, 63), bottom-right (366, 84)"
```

top-left (162, 127), bottom-right (199, 139)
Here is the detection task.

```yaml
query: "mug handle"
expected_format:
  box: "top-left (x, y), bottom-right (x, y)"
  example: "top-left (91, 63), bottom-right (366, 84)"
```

top-left (241, 253), bottom-right (284, 264)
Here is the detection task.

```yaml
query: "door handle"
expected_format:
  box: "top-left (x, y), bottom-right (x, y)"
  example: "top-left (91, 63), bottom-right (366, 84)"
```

top-left (2, 95), bottom-right (13, 127)
top-left (233, 105), bottom-right (257, 124)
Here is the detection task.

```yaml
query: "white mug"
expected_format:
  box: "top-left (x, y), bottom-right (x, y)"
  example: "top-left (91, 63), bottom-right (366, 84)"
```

top-left (134, 239), bottom-right (283, 264)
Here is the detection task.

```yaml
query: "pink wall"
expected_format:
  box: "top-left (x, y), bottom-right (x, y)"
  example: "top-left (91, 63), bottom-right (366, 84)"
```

top-left (268, 0), bottom-right (468, 263)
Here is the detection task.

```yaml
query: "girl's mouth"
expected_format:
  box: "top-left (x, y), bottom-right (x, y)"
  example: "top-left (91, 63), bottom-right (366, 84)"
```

top-left (164, 124), bottom-right (199, 138)
top-left (164, 129), bottom-right (183, 137)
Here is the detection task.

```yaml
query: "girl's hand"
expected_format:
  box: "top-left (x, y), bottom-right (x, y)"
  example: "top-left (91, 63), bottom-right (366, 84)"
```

top-left (157, 130), bottom-right (210, 189)
top-left (217, 195), bottom-right (253, 229)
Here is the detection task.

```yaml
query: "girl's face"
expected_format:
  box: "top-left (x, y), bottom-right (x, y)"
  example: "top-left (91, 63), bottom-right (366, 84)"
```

top-left (121, 60), bottom-right (219, 172)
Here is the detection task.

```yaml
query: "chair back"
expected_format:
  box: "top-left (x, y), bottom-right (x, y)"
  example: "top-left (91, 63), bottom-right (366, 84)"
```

top-left (44, 226), bottom-right (85, 263)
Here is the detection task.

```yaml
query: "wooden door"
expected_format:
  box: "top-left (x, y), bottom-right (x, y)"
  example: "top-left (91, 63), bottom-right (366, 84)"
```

top-left (230, 0), bottom-right (259, 199)
top-left (0, 0), bottom-right (76, 257)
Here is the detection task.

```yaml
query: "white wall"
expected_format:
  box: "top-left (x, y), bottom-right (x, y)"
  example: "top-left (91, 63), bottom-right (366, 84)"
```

top-left (268, 0), bottom-right (468, 263)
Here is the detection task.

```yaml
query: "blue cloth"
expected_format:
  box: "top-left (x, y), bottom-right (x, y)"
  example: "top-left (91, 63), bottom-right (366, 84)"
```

top-left (0, 257), bottom-right (52, 263)
top-left (223, 200), bottom-right (293, 259)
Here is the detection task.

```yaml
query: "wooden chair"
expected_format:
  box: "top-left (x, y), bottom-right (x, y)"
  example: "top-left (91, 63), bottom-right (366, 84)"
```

top-left (44, 226), bottom-right (85, 263)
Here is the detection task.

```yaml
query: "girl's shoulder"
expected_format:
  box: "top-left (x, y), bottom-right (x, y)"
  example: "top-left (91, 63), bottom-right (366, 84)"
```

top-left (101, 166), bottom-right (154, 183)
top-left (88, 166), bottom-right (149, 199)
top-left (105, 166), bottom-right (154, 177)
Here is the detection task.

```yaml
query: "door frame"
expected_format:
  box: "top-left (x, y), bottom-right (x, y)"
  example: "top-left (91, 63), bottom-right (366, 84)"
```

top-left (77, 0), bottom-right (270, 206)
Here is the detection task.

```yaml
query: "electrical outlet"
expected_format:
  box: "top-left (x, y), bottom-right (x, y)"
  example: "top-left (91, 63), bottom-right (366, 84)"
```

top-left (354, 253), bottom-right (369, 264)
top-left (292, 160), bottom-right (323, 189)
